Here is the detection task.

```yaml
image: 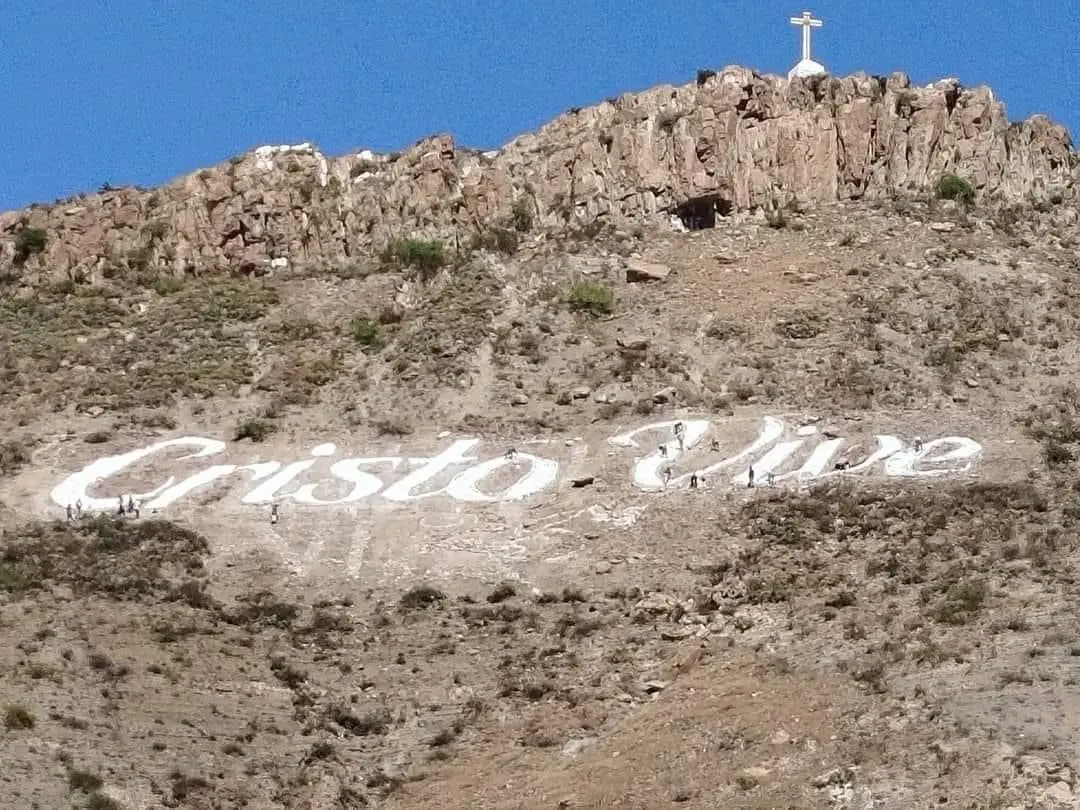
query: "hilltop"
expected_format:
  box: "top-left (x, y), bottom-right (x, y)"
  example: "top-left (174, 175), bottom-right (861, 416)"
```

top-left (0, 67), bottom-right (1079, 809)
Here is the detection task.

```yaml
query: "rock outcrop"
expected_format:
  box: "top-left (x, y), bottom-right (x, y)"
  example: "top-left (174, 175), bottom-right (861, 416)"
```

top-left (1, 67), bottom-right (1075, 280)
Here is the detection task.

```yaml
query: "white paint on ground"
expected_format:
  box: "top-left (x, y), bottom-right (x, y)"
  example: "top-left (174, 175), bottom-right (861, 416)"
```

top-left (883, 436), bottom-right (983, 477)
top-left (609, 418), bottom-right (712, 490)
top-left (444, 452), bottom-right (560, 503)
top-left (732, 439), bottom-right (805, 486)
top-left (346, 530), bottom-right (369, 577)
top-left (678, 416), bottom-right (786, 488)
top-left (146, 461), bottom-right (281, 509)
top-left (252, 143), bottom-right (329, 186)
top-left (588, 504), bottom-right (646, 528)
top-left (773, 438), bottom-right (845, 484)
top-left (382, 440), bottom-right (480, 502)
top-left (291, 457), bottom-right (402, 505)
top-left (50, 436), bottom-right (227, 512)
top-left (46, 416), bottom-right (985, 515)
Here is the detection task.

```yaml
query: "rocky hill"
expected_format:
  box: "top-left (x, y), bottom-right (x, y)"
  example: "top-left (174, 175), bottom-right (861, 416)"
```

top-left (1, 68), bottom-right (1080, 810)
top-left (1, 67), bottom-right (1075, 284)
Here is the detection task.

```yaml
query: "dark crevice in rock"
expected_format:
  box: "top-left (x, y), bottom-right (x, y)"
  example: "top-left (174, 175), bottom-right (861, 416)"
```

top-left (672, 195), bottom-right (732, 230)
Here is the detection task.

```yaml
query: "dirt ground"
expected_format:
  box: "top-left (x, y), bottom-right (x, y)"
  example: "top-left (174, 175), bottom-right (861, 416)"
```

top-left (3, 192), bottom-right (1080, 809)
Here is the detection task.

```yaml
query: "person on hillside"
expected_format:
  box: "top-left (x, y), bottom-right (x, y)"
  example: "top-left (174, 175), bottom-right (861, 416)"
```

top-left (504, 447), bottom-right (518, 462)
top-left (65, 504), bottom-right (73, 522)
top-left (913, 436), bottom-right (924, 453)
top-left (710, 438), bottom-right (720, 452)
top-left (662, 467), bottom-right (672, 488)
top-left (747, 466), bottom-right (755, 488)
top-left (117, 495), bottom-right (126, 517)
top-left (126, 495), bottom-right (135, 516)
top-left (270, 503), bottom-right (279, 525)
top-left (689, 472), bottom-right (699, 489)
top-left (75, 499), bottom-right (83, 518)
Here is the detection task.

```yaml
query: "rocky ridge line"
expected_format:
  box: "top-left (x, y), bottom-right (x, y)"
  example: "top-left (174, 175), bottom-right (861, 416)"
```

top-left (1, 66), bottom-right (1075, 281)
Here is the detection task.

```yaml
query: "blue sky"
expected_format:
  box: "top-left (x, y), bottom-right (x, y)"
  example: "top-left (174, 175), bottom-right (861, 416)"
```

top-left (1, 1), bottom-right (1076, 211)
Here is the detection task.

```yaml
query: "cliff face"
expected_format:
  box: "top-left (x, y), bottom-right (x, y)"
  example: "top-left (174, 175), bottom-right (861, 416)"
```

top-left (1, 66), bottom-right (1075, 280)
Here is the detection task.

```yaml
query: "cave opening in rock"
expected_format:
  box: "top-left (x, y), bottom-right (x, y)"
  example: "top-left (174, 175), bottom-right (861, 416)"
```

top-left (673, 195), bottom-right (733, 230)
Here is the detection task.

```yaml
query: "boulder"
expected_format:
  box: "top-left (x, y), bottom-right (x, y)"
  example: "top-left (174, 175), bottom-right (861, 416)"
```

top-left (625, 258), bottom-right (671, 283)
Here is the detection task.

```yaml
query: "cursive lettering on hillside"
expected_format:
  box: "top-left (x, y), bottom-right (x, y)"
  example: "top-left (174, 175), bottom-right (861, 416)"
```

top-left (48, 416), bottom-right (983, 513)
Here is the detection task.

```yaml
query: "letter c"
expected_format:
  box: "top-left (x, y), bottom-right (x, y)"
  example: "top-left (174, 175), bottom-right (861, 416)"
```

top-left (50, 437), bottom-right (227, 513)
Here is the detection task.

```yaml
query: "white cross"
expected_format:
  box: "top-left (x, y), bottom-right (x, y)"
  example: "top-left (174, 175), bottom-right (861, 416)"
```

top-left (790, 11), bottom-right (823, 63)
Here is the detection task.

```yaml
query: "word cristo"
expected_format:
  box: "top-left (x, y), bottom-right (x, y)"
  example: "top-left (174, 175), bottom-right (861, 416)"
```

top-left (49, 416), bottom-right (984, 513)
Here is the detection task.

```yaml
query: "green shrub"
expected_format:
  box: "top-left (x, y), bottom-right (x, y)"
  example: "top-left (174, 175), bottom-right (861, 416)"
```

top-left (68, 768), bottom-right (104, 792)
top-left (566, 282), bottom-right (614, 316)
top-left (472, 226), bottom-right (519, 255)
top-left (384, 237), bottom-right (447, 278)
top-left (4, 704), bottom-right (34, 730)
top-left (153, 276), bottom-right (184, 296)
top-left (934, 578), bottom-right (987, 625)
top-left (1043, 439), bottom-right (1074, 468)
top-left (705, 319), bottom-right (748, 340)
top-left (935, 173), bottom-right (975, 205)
top-left (13, 227), bottom-right (47, 263)
top-left (511, 196), bottom-right (534, 232)
top-left (234, 418), bottom-right (276, 443)
top-left (0, 440), bottom-right (30, 477)
top-left (351, 315), bottom-right (385, 351)
top-left (87, 794), bottom-right (121, 810)
top-left (399, 584), bottom-right (446, 611)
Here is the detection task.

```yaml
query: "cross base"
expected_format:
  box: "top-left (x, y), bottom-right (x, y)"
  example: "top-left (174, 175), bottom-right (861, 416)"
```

top-left (787, 58), bottom-right (826, 80)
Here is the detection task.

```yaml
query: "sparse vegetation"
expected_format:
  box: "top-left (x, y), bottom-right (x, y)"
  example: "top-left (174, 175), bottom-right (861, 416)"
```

top-left (13, 227), bottom-right (47, 263)
top-left (0, 278), bottom-right (278, 412)
top-left (383, 237), bottom-right (448, 279)
top-left (764, 199), bottom-right (788, 229)
top-left (4, 704), bottom-right (35, 730)
top-left (400, 585), bottom-right (446, 611)
top-left (0, 439), bottom-right (30, 476)
top-left (705, 319), bottom-right (748, 340)
top-left (0, 517), bottom-right (209, 601)
top-left (373, 416), bottom-right (413, 436)
top-left (351, 314), bottom-right (386, 351)
top-left (152, 275), bottom-right (184, 295)
top-left (935, 173), bottom-right (975, 205)
top-left (511, 195), bottom-right (534, 232)
top-left (234, 417), bottom-right (276, 442)
top-left (67, 768), bottom-right (104, 792)
top-left (390, 259), bottom-right (500, 380)
top-left (329, 705), bottom-right (391, 737)
top-left (170, 771), bottom-right (210, 802)
top-left (566, 281), bottom-right (614, 316)
top-left (470, 225), bottom-right (519, 255)
top-left (86, 793), bottom-right (121, 810)
top-left (934, 578), bottom-right (989, 625)
top-left (231, 593), bottom-right (301, 627)
top-left (486, 582), bottom-right (516, 603)
top-left (775, 309), bottom-right (826, 339)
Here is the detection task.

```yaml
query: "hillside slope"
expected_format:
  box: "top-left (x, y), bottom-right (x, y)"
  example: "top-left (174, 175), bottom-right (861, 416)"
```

top-left (0, 69), bottom-right (1079, 809)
